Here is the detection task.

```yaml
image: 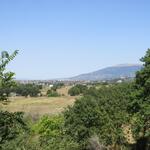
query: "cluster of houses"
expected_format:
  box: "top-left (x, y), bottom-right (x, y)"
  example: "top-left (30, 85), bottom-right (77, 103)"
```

top-left (16, 76), bottom-right (132, 87)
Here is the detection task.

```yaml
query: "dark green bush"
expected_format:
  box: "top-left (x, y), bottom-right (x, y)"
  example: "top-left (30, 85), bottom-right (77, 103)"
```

top-left (11, 83), bottom-right (41, 97)
top-left (47, 89), bottom-right (60, 97)
top-left (51, 83), bottom-right (64, 91)
top-left (0, 111), bottom-right (27, 146)
top-left (68, 84), bottom-right (88, 96)
top-left (64, 83), bottom-right (134, 149)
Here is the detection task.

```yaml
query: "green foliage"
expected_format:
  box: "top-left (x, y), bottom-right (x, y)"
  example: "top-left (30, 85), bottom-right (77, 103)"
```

top-left (128, 49), bottom-right (150, 149)
top-left (0, 50), bottom-right (18, 101)
top-left (47, 89), bottom-right (60, 97)
top-left (33, 115), bottom-right (79, 150)
top-left (1, 133), bottom-right (41, 150)
top-left (1, 49), bottom-right (150, 150)
top-left (68, 84), bottom-right (88, 96)
top-left (46, 83), bottom-right (63, 97)
top-left (51, 83), bottom-right (64, 91)
top-left (0, 50), bottom-right (27, 149)
top-left (12, 83), bottom-right (41, 97)
top-left (64, 83), bottom-right (133, 149)
top-left (68, 86), bottom-right (80, 96)
top-left (0, 111), bottom-right (27, 145)
top-left (33, 115), bottom-right (63, 137)
top-left (43, 136), bottom-right (79, 150)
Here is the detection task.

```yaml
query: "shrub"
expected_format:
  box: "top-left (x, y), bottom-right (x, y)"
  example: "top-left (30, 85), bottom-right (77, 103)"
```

top-left (47, 89), bottom-right (60, 97)
top-left (33, 115), bottom-right (63, 137)
top-left (51, 83), bottom-right (64, 91)
top-left (33, 115), bottom-right (79, 150)
top-left (64, 83), bottom-right (134, 149)
top-left (68, 84), bottom-right (88, 96)
top-left (0, 111), bottom-right (27, 145)
top-left (15, 84), bottom-right (41, 97)
top-left (1, 132), bottom-right (41, 150)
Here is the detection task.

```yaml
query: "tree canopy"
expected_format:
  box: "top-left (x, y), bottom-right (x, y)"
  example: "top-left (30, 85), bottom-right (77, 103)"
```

top-left (129, 49), bottom-right (150, 150)
top-left (0, 50), bottom-right (18, 101)
top-left (0, 50), bottom-right (26, 148)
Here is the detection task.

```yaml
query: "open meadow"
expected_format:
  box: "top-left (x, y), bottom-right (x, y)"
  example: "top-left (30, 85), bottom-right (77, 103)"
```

top-left (0, 96), bottom-right (76, 116)
top-left (0, 86), bottom-right (77, 117)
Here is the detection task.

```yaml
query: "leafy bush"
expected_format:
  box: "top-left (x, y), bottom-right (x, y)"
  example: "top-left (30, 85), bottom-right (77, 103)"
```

top-left (51, 83), bottom-right (64, 91)
top-left (0, 51), bottom-right (27, 149)
top-left (1, 132), bottom-right (41, 150)
top-left (47, 89), bottom-right (60, 97)
top-left (128, 49), bottom-right (150, 149)
top-left (33, 115), bottom-right (63, 137)
top-left (68, 84), bottom-right (88, 96)
top-left (0, 111), bottom-right (27, 146)
top-left (64, 83), bottom-right (134, 149)
top-left (12, 83), bottom-right (41, 97)
top-left (0, 50), bottom-right (18, 101)
top-left (33, 115), bottom-right (79, 150)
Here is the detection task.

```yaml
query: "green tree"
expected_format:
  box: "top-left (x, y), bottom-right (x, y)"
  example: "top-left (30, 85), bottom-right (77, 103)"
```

top-left (68, 86), bottom-right (80, 96)
top-left (64, 83), bottom-right (133, 149)
top-left (33, 115), bottom-right (79, 150)
top-left (0, 50), bottom-right (26, 148)
top-left (47, 89), bottom-right (60, 97)
top-left (13, 83), bottom-right (41, 97)
top-left (129, 49), bottom-right (150, 150)
top-left (68, 84), bottom-right (88, 96)
top-left (0, 50), bottom-right (18, 101)
top-left (51, 83), bottom-right (64, 91)
top-left (0, 111), bottom-right (26, 145)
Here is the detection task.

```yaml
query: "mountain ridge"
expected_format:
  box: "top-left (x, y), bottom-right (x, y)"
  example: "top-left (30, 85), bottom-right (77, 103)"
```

top-left (69, 64), bottom-right (143, 81)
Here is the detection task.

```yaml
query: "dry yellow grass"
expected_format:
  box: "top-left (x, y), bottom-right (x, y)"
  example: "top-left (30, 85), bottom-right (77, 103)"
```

top-left (57, 85), bottom-right (72, 96)
top-left (0, 96), bottom-right (76, 116)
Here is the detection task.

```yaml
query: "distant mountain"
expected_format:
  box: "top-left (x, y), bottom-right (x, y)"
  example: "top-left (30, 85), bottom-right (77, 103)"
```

top-left (69, 64), bottom-right (143, 81)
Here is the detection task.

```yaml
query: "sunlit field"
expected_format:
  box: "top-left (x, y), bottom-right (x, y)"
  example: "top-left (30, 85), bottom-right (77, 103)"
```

top-left (0, 86), bottom-right (77, 116)
top-left (0, 96), bottom-right (76, 116)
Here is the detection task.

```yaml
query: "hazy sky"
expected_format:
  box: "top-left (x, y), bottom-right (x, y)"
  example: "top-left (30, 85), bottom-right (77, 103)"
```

top-left (0, 0), bottom-right (150, 79)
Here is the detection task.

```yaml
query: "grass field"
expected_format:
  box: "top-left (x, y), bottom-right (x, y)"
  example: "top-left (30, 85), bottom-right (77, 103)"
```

top-left (0, 96), bottom-right (76, 117)
top-left (0, 86), bottom-right (77, 118)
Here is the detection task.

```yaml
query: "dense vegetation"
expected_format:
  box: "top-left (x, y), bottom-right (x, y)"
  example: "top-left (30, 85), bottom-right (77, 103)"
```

top-left (0, 51), bottom-right (26, 149)
top-left (0, 49), bottom-right (150, 150)
top-left (46, 83), bottom-right (64, 97)
top-left (51, 83), bottom-right (64, 91)
top-left (47, 89), bottom-right (60, 97)
top-left (68, 84), bottom-right (88, 96)
top-left (64, 83), bottom-right (134, 149)
top-left (0, 51), bottom-right (18, 101)
top-left (12, 83), bottom-right (42, 97)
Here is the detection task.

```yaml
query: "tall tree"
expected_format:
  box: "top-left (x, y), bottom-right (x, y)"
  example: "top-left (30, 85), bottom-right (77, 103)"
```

top-left (0, 50), bottom-right (26, 148)
top-left (0, 50), bottom-right (18, 101)
top-left (130, 49), bottom-right (150, 150)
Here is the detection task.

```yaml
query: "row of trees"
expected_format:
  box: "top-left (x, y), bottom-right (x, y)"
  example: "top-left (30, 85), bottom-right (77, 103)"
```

top-left (0, 83), bottom-right (42, 98)
top-left (51, 83), bottom-right (64, 91)
top-left (12, 83), bottom-right (42, 97)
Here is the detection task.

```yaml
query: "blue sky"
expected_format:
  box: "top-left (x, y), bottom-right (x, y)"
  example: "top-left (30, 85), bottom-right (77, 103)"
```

top-left (0, 0), bottom-right (150, 79)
